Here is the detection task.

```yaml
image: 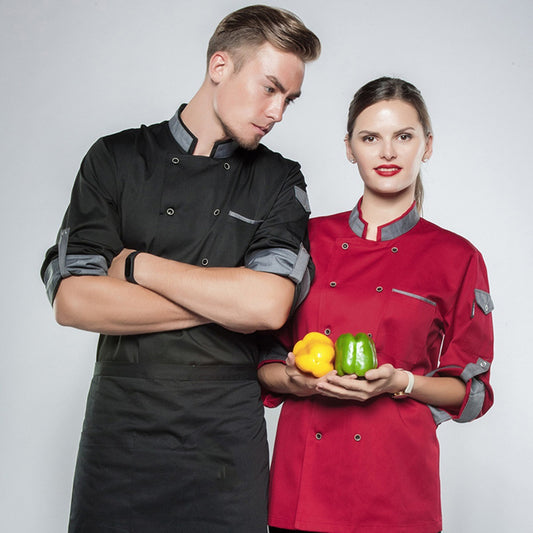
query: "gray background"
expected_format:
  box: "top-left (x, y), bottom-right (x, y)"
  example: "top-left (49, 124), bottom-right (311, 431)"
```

top-left (1, 0), bottom-right (531, 531)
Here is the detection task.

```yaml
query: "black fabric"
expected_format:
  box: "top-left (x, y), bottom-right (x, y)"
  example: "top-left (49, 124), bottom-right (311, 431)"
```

top-left (70, 373), bottom-right (268, 532)
top-left (41, 117), bottom-right (312, 531)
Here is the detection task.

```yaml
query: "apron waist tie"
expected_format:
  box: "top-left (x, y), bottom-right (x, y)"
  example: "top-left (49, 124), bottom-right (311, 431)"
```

top-left (94, 361), bottom-right (257, 381)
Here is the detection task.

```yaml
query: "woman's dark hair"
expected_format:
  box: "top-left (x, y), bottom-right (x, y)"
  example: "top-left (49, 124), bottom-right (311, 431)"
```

top-left (347, 77), bottom-right (432, 212)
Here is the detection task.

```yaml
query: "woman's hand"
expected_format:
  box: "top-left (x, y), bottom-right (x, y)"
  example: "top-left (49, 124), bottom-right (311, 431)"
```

top-left (316, 363), bottom-right (406, 401)
top-left (284, 352), bottom-right (333, 397)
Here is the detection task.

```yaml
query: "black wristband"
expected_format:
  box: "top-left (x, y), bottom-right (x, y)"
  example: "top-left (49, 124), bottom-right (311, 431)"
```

top-left (124, 251), bottom-right (142, 284)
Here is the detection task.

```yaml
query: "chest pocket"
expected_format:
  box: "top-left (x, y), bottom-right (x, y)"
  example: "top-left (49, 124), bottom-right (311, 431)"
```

top-left (376, 288), bottom-right (439, 367)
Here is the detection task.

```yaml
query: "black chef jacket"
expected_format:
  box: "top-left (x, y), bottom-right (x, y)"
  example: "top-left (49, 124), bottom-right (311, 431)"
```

top-left (41, 106), bottom-right (312, 532)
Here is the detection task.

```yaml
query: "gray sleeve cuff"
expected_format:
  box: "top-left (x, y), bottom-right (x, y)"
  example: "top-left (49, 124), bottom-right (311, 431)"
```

top-left (245, 244), bottom-right (310, 285)
top-left (426, 357), bottom-right (491, 425)
top-left (43, 254), bottom-right (108, 305)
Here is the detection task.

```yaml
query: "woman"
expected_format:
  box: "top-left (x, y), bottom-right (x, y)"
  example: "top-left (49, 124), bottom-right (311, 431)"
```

top-left (259, 77), bottom-right (494, 533)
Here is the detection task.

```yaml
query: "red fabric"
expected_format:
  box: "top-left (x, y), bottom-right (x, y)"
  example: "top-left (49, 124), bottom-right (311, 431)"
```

top-left (266, 206), bottom-right (494, 533)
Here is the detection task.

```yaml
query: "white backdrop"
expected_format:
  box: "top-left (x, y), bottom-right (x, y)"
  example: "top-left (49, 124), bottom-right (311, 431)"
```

top-left (1, 1), bottom-right (532, 531)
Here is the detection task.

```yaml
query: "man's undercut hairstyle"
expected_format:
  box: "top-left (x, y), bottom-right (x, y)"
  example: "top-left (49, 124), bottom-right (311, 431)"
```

top-left (207, 4), bottom-right (321, 71)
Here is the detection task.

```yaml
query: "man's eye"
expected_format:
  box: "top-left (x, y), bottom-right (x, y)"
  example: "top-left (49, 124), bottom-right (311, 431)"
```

top-left (265, 86), bottom-right (275, 94)
top-left (363, 136), bottom-right (376, 143)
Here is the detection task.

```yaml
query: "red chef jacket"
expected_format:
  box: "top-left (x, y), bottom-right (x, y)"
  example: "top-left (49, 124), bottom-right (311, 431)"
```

top-left (265, 200), bottom-right (494, 533)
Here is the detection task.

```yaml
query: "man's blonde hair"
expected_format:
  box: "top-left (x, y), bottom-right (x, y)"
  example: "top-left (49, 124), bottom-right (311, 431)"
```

top-left (207, 4), bottom-right (321, 71)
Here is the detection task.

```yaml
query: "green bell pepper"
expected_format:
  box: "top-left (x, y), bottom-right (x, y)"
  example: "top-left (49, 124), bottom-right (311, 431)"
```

top-left (335, 332), bottom-right (378, 377)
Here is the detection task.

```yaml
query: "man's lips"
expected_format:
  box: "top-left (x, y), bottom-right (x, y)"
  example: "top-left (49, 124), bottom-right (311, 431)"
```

top-left (374, 165), bottom-right (402, 177)
top-left (253, 124), bottom-right (273, 136)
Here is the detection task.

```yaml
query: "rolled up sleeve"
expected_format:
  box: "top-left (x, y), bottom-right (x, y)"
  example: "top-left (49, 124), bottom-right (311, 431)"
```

top-left (244, 164), bottom-right (314, 311)
top-left (427, 250), bottom-right (494, 424)
top-left (40, 138), bottom-right (123, 304)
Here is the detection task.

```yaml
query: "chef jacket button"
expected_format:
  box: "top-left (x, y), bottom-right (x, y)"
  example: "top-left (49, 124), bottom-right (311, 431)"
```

top-left (166, 207), bottom-right (175, 216)
top-left (376, 286), bottom-right (383, 292)
top-left (341, 242), bottom-right (349, 250)
top-left (315, 432), bottom-right (322, 440)
top-left (324, 328), bottom-right (331, 336)
top-left (201, 258), bottom-right (209, 266)
top-left (171, 157), bottom-right (179, 164)
top-left (224, 162), bottom-right (231, 170)
top-left (330, 281), bottom-right (337, 288)
top-left (354, 434), bottom-right (362, 442)
top-left (213, 208), bottom-right (221, 216)
top-left (391, 246), bottom-right (399, 253)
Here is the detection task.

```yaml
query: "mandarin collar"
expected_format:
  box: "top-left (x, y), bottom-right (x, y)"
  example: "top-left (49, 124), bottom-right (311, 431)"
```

top-left (168, 104), bottom-right (239, 159)
top-left (348, 198), bottom-right (420, 241)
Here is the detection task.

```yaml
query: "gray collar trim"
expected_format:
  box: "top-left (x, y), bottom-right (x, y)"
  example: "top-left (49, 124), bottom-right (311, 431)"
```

top-left (349, 201), bottom-right (420, 241)
top-left (168, 104), bottom-right (239, 159)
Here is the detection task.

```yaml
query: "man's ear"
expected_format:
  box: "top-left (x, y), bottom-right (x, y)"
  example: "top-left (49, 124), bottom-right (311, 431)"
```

top-left (208, 51), bottom-right (233, 84)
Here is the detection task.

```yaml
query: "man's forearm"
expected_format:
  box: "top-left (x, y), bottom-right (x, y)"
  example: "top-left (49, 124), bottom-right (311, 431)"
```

top-left (132, 253), bottom-right (295, 334)
top-left (54, 275), bottom-right (209, 335)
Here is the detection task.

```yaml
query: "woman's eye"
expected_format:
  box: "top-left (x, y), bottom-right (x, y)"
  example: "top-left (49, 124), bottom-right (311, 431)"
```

top-left (265, 86), bottom-right (275, 94)
top-left (399, 133), bottom-right (412, 141)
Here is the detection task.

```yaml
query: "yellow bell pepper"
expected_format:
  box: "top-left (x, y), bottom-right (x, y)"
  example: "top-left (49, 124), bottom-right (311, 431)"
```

top-left (293, 332), bottom-right (335, 377)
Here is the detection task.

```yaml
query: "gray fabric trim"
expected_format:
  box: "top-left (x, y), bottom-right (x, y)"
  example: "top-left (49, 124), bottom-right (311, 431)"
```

top-left (348, 202), bottom-right (420, 241)
top-left (57, 228), bottom-right (70, 278)
top-left (474, 289), bottom-right (494, 315)
top-left (348, 206), bottom-right (366, 238)
top-left (294, 186), bottom-right (311, 213)
top-left (212, 139), bottom-right (239, 159)
top-left (169, 109), bottom-right (195, 154)
top-left (245, 246), bottom-right (309, 284)
top-left (43, 254), bottom-right (108, 305)
top-left (456, 378), bottom-right (485, 423)
top-left (428, 405), bottom-right (452, 425)
top-left (228, 210), bottom-right (263, 225)
top-left (169, 106), bottom-right (239, 158)
top-left (461, 357), bottom-right (491, 382)
top-left (290, 244), bottom-right (311, 284)
top-left (293, 265), bottom-right (311, 309)
top-left (392, 288), bottom-right (436, 306)
top-left (426, 357), bottom-right (490, 425)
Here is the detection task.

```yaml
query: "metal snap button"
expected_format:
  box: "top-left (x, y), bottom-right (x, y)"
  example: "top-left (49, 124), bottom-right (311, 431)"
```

top-left (171, 157), bottom-right (179, 164)
top-left (201, 258), bottom-right (209, 266)
top-left (324, 328), bottom-right (331, 336)
top-left (354, 434), bottom-right (362, 442)
top-left (315, 432), bottom-right (322, 440)
top-left (213, 209), bottom-right (220, 216)
top-left (342, 242), bottom-right (349, 250)
top-left (330, 281), bottom-right (337, 288)
top-left (391, 247), bottom-right (399, 253)
top-left (224, 162), bottom-right (231, 170)
top-left (376, 286), bottom-right (383, 292)
top-left (166, 207), bottom-right (175, 216)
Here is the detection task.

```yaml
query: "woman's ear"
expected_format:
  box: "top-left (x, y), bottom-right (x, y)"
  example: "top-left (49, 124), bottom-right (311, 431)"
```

top-left (422, 133), bottom-right (433, 162)
top-left (208, 51), bottom-right (232, 84)
top-left (344, 135), bottom-right (356, 164)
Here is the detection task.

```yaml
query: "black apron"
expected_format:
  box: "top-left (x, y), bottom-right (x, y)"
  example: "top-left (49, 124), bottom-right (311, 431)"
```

top-left (68, 362), bottom-right (268, 533)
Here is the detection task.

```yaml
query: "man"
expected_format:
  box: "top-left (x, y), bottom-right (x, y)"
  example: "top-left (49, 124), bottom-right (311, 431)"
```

top-left (41, 5), bottom-right (320, 532)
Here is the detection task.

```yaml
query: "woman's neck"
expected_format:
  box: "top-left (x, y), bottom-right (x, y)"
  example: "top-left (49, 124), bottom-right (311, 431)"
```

top-left (360, 190), bottom-right (415, 241)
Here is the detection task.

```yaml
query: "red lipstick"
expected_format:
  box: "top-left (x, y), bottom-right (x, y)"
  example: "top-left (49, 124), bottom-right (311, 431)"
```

top-left (374, 165), bottom-right (401, 177)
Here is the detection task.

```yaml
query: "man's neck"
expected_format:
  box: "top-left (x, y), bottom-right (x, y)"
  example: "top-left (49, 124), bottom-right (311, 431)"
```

top-left (180, 86), bottom-right (228, 157)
